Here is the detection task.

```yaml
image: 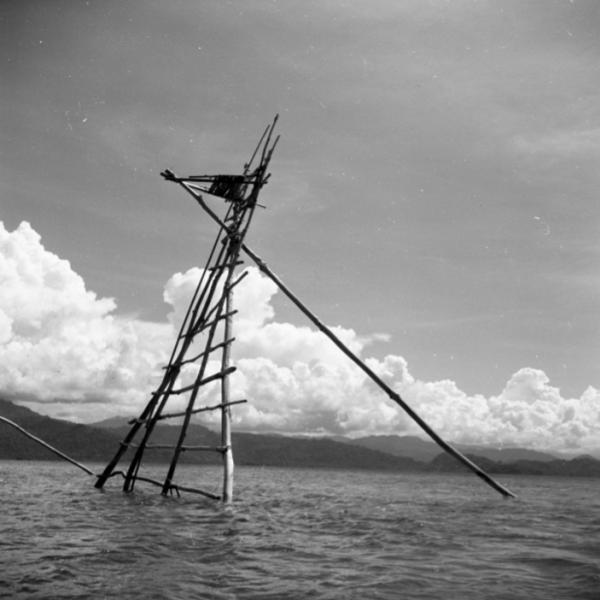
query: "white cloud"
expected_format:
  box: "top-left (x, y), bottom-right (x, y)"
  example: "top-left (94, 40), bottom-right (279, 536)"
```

top-left (0, 221), bottom-right (171, 419)
top-left (1, 221), bottom-right (598, 456)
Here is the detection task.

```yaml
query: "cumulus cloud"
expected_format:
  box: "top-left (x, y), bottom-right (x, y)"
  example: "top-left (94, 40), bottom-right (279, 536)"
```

top-left (0, 221), bottom-right (171, 419)
top-left (1, 221), bottom-right (599, 456)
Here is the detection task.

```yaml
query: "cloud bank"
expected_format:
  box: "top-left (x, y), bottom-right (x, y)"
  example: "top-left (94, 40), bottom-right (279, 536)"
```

top-left (1, 222), bottom-right (598, 456)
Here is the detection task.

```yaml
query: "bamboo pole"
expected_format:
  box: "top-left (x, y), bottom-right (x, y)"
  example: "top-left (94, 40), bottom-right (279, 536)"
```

top-left (177, 182), bottom-right (516, 499)
top-left (169, 366), bottom-right (236, 395)
top-left (247, 250), bottom-right (517, 498)
top-left (220, 264), bottom-right (235, 503)
top-left (129, 444), bottom-right (226, 451)
top-left (0, 416), bottom-right (94, 476)
top-left (157, 143), bottom-right (268, 498)
top-left (175, 336), bottom-right (236, 368)
top-left (130, 399), bottom-right (247, 424)
top-left (157, 209), bottom-right (251, 495)
top-left (97, 123), bottom-right (277, 497)
top-left (160, 260), bottom-right (234, 495)
top-left (94, 222), bottom-right (232, 489)
top-left (124, 228), bottom-right (233, 492)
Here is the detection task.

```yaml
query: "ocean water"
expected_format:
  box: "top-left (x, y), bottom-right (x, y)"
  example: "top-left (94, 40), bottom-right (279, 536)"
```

top-left (1, 461), bottom-right (599, 599)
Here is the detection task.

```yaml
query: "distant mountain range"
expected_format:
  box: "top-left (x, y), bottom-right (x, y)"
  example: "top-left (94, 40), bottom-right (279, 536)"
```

top-left (343, 434), bottom-right (560, 463)
top-left (1, 397), bottom-right (599, 477)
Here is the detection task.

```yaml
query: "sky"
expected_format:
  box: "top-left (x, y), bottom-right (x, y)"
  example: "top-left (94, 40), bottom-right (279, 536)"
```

top-left (1, 0), bottom-right (599, 455)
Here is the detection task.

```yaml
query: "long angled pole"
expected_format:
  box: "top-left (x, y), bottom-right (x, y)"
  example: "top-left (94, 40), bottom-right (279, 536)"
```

top-left (173, 181), bottom-right (516, 499)
top-left (243, 249), bottom-right (517, 499)
top-left (1, 416), bottom-right (94, 476)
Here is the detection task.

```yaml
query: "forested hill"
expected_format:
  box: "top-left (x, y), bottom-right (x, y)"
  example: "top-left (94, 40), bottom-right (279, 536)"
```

top-left (1, 398), bottom-right (599, 477)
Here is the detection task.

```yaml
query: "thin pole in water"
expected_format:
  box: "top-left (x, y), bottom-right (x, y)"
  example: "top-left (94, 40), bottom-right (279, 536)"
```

top-left (176, 183), bottom-right (516, 499)
top-left (0, 416), bottom-right (95, 476)
top-left (242, 250), bottom-right (517, 499)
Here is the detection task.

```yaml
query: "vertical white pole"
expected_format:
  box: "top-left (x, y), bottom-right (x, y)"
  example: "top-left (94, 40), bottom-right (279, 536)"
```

top-left (221, 279), bottom-right (234, 503)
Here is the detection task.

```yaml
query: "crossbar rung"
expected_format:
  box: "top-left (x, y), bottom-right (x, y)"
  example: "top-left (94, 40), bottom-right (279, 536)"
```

top-left (128, 444), bottom-right (226, 452)
top-left (128, 399), bottom-right (246, 426)
top-left (169, 365), bottom-right (236, 395)
top-left (182, 310), bottom-right (237, 339)
top-left (151, 399), bottom-right (247, 423)
top-left (174, 337), bottom-right (235, 368)
top-left (197, 309), bottom-right (238, 334)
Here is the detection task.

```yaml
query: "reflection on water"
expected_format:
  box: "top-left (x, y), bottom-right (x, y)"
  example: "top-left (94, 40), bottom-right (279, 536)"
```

top-left (1, 462), bottom-right (599, 599)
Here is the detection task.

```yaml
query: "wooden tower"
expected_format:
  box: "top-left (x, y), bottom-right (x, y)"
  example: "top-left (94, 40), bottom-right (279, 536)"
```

top-left (95, 116), bottom-right (515, 501)
top-left (95, 117), bottom-right (280, 501)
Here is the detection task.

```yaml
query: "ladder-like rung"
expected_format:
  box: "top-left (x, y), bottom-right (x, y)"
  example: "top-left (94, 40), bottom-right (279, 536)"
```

top-left (129, 444), bottom-right (226, 452)
top-left (196, 309), bottom-right (238, 334)
top-left (169, 365), bottom-right (236, 395)
top-left (129, 399), bottom-right (247, 425)
top-left (182, 445), bottom-right (228, 452)
top-left (160, 399), bottom-right (247, 420)
top-left (181, 310), bottom-right (238, 339)
top-left (175, 337), bottom-right (236, 368)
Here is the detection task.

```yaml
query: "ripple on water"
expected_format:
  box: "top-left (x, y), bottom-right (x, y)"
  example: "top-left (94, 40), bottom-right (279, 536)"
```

top-left (1, 464), bottom-right (599, 599)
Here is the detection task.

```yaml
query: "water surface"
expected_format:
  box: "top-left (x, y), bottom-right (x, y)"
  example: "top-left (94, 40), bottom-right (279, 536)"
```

top-left (1, 461), bottom-right (598, 599)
